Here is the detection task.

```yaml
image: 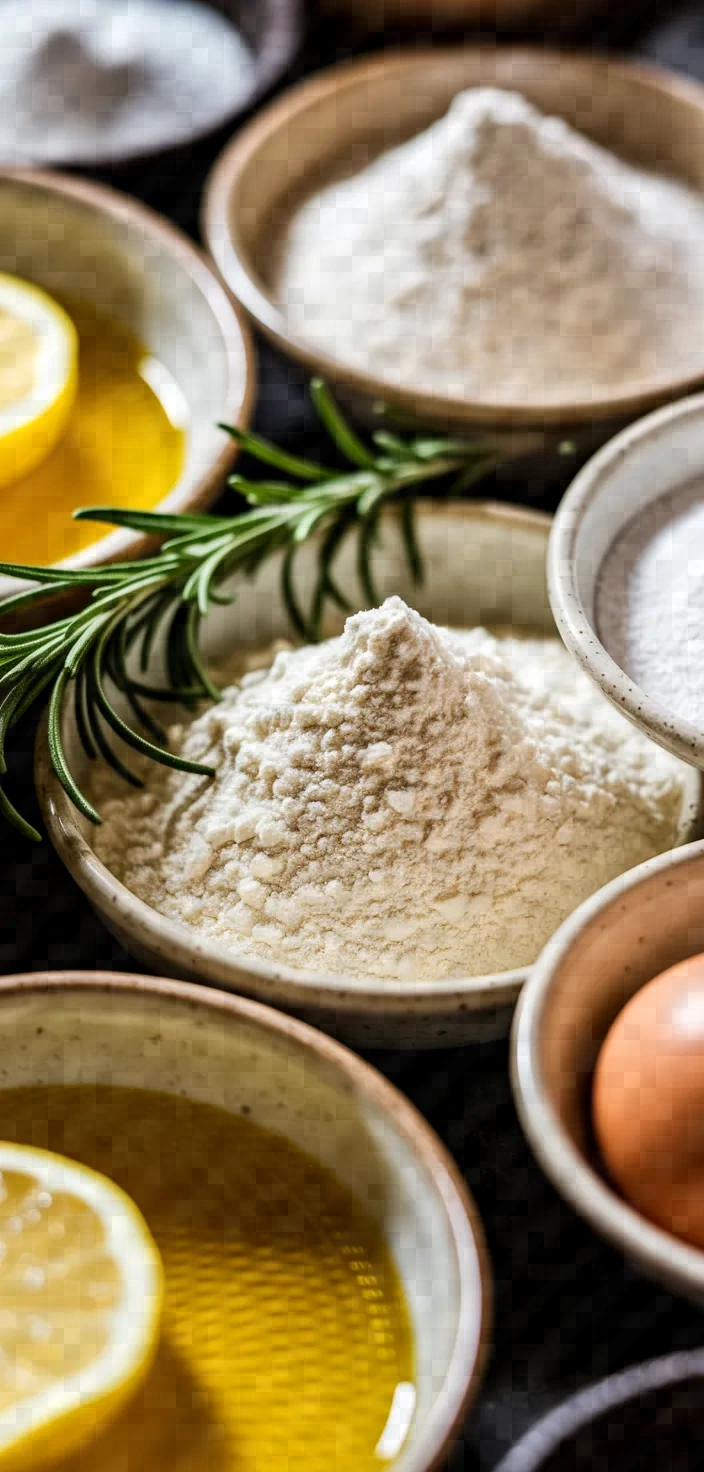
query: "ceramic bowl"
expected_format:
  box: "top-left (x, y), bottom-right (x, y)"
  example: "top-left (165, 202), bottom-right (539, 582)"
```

top-left (549, 391), bottom-right (704, 769)
top-left (512, 837), bottom-right (704, 1307)
top-left (494, 1350), bottom-right (704, 1472)
top-left (0, 968), bottom-right (491, 1469)
top-left (2, 0), bottom-right (303, 170)
top-left (203, 46), bottom-right (704, 450)
top-left (0, 168), bottom-right (255, 610)
top-left (35, 500), bottom-right (702, 1050)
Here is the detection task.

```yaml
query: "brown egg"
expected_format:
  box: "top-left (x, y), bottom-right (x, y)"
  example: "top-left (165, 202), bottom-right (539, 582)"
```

top-left (593, 955), bottom-right (704, 1250)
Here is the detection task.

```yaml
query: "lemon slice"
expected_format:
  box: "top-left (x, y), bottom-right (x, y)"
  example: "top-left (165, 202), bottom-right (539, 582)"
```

top-left (0, 276), bottom-right (78, 490)
top-left (0, 1143), bottom-right (163, 1471)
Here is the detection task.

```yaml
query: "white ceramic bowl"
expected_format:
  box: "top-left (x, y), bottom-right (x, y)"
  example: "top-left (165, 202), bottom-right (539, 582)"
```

top-left (0, 169), bottom-right (255, 604)
top-left (0, 969), bottom-right (491, 1468)
top-left (35, 501), bottom-right (702, 1049)
top-left (549, 392), bottom-right (704, 768)
top-left (512, 838), bottom-right (704, 1306)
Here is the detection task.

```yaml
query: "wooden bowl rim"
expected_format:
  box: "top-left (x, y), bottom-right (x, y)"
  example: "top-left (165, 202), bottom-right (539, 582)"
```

top-left (0, 966), bottom-right (493, 1472)
top-left (0, 165), bottom-right (256, 582)
top-left (203, 43), bottom-right (704, 430)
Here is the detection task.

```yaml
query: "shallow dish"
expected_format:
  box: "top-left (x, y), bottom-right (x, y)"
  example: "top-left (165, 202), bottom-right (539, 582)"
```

top-left (36, 500), bottom-right (702, 1050)
top-left (512, 837), bottom-right (704, 1307)
top-left (0, 168), bottom-right (255, 609)
top-left (494, 1350), bottom-right (704, 1472)
top-left (549, 391), bottom-right (704, 768)
top-left (0, 968), bottom-right (491, 1470)
top-left (203, 46), bottom-right (704, 448)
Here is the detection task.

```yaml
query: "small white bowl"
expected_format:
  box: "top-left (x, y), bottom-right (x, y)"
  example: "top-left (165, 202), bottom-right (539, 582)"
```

top-left (35, 501), bottom-right (701, 1049)
top-left (512, 838), bottom-right (704, 1306)
top-left (0, 968), bottom-right (491, 1467)
top-left (0, 168), bottom-right (255, 605)
top-left (549, 391), bottom-right (704, 767)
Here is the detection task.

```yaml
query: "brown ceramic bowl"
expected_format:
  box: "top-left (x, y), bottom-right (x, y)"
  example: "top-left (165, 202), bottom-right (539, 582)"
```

top-left (512, 838), bottom-right (704, 1307)
top-left (0, 169), bottom-right (255, 617)
top-left (203, 47), bottom-right (704, 450)
top-left (0, 969), bottom-right (492, 1471)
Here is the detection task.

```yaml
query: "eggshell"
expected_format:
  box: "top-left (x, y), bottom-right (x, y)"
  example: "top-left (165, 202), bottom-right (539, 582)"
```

top-left (593, 954), bottom-right (704, 1250)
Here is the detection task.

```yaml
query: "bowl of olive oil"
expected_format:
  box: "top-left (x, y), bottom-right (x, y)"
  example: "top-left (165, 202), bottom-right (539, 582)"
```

top-left (0, 970), bottom-right (490, 1470)
top-left (0, 170), bottom-right (254, 611)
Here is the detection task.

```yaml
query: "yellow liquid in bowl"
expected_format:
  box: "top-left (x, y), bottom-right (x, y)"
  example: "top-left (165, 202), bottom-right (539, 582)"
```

top-left (0, 1084), bottom-right (415, 1471)
top-left (0, 298), bottom-right (186, 567)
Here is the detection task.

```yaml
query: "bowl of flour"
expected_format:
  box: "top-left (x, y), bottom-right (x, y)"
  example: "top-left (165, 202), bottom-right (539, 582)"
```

top-left (204, 48), bottom-right (704, 448)
top-left (550, 390), bottom-right (704, 772)
top-left (36, 501), bottom-right (701, 1050)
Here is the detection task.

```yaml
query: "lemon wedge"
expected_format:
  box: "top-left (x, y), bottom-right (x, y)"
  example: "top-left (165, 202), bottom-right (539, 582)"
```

top-left (0, 1143), bottom-right (163, 1471)
top-left (0, 276), bottom-right (78, 490)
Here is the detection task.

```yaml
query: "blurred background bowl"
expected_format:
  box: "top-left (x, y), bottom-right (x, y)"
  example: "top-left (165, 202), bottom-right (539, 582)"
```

top-left (0, 968), bottom-right (492, 1471)
top-left (494, 1349), bottom-right (704, 1472)
top-left (512, 837), bottom-right (704, 1306)
top-left (202, 46), bottom-right (704, 453)
top-left (35, 500), bottom-right (703, 1049)
top-left (0, 169), bottom-right (255, 612)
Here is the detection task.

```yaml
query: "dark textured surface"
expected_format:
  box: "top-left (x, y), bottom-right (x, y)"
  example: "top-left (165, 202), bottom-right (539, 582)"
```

top-left (5, 5), bottom-right (704, 1467)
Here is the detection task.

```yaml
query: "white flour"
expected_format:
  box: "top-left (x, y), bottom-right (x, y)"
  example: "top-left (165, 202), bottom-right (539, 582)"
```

top-left (597, 479), bottom-right (704, 731)
top-left (0, 0), bottom-right (255, 164)
top-left (276, 87), bottom-right (704, 404)
top-left (93, 598), bottom-right (686, 983)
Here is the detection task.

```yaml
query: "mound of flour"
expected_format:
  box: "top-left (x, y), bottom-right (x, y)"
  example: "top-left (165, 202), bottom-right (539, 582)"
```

top-left (276, 87), bottom-right (704, 403)
top-left (93, 598), bottom-right (686, 983)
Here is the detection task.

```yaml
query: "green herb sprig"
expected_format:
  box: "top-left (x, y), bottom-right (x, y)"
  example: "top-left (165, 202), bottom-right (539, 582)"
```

top-left (0, 381), bottom-right (500, 840)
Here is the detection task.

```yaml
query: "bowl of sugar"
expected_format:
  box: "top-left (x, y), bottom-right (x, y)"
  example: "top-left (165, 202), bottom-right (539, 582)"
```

top-left (203, 47), bottom-right (704, 453)
top-left (549, 390), bottom-right (704, 770)
top-left (0, 968), bottom-right (491, 1470)
top-left (36, 500), bottom-right (702, 1050)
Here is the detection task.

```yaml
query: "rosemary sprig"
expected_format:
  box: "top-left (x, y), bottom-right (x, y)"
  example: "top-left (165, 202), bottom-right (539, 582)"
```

top-left (0, 381), bottom-right (500, 839)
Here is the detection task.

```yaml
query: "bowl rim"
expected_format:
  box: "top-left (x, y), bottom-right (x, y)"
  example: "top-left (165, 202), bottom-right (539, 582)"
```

top-left (34, 494), bottom-right (701, 1020)
top-left (511, 836), bottom-right (704, 1303)
top-left (548, 390), bottom-right (704, 768)
top-left (9, 0), bottom-right (304, 172)
top-left (494, 1347), bottom-right (704, 1472)
top-left (0, 165), bottom-right (256, 581)
top-left (0, 966), bottom-right (493, 1472)
top-left (202, 43), bottom-right (704, 431)
top-left (37, 498), bottom-right (547, 1019)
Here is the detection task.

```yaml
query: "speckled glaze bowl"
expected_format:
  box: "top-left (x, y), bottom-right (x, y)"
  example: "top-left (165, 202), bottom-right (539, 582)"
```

top-left (0, 969), bottom-right (491, 1470)
top-left (0, 169), bottom-right (255, 612)
top-left (549, 392), bottom-right (704, 768)
top-left (203, 47), bottom-right (704, 449)
top-left (36, 502), bottom-right (702, 1050)
top-left (512, 838), bottom-right (704, 1306)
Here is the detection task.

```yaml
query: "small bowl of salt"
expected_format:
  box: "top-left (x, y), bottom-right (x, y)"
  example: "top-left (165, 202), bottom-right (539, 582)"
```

top-left (549, 390), bottom-right (704, 770)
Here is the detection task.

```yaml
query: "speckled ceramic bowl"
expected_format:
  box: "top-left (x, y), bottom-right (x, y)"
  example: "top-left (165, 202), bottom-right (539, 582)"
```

top-left (35, 501), bottom-right (702, 1049)
top-left (0, 169), bottom-right (254, 613)
top-left (512, 838), bottom-right (704, 1306)
top-left (549, 392), bottom-right (704, 768)
top-left (0, 969), bottom-right (491, 1469)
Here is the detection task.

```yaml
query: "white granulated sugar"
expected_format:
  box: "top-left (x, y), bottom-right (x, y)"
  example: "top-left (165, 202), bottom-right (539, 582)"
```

top-left (0, 0), bottom-right (256, 164)
top-left (597, 479), bottom-right (704, 731)
top-left (276, 87), bottom-right (704, 404)
top-left (93, 598), bottom-right (687, 984)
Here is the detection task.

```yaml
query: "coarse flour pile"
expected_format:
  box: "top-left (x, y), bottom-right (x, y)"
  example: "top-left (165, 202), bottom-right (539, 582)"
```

top-left (93, 598), bottom-right (686, 983)
top-left (277, 87), bottom-right (704, 403)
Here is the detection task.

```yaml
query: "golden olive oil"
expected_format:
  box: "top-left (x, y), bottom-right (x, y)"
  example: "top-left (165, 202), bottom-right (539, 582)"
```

top-left (0, 1084), bottom-right (415, 1471)
top-left (0, 298), bottom-right (185, 566)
